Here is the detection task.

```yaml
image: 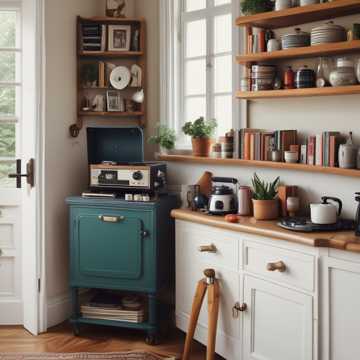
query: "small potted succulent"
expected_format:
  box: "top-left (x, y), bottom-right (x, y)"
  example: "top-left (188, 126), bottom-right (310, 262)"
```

top-left (240, 0), bottom-right (274, 15)
top-left (148, 124), bottom-right (176, 155)
top-left (252, 173), bottom-right (280, 220)
top-left (182, 117), bottom-right (217, 157)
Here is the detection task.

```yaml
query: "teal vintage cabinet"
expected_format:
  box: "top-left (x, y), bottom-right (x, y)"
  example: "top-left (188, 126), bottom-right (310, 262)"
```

top-left (66, 195), bottom-right (177, 344)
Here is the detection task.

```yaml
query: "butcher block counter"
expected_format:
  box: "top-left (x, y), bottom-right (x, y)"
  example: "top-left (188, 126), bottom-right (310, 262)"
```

top-left (171, 208), bottom-right (360, 253)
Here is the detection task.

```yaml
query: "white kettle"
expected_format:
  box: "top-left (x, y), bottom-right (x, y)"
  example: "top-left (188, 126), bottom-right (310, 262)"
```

top-left (310, 196), bottom-right (342, 225)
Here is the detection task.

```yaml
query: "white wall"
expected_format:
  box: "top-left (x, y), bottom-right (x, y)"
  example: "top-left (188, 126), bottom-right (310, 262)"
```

top-left (139, 1), bottom-right (360, 218)
top-left (44, 0), bottom-right (103, 325)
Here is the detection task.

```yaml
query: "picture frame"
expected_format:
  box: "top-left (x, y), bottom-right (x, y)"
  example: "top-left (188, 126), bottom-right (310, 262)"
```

top-left (107, 90), bottom-right (124, 112)
top-left (108, 25), bottom-right (131, 52)
top-left (106, 0), bottom-right (126, 18)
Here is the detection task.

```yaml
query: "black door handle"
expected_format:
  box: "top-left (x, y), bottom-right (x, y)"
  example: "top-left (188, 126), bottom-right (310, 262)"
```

top-left (8, 159), bottom-right (35, 189)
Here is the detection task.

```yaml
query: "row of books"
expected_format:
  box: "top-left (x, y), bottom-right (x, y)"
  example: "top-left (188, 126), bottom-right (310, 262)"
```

top-left (80, 292), bottom-right (145, 323)
top-left (80, 61), bottom-right (116, 88)
top-left (247, 27), bottom-right (273, 54)
top-left (233, 129), bottom-right (297, 161)
top-left (233, 129), bottom-right (345, 167)
top-left (81, 24), bottom-right (107, 52)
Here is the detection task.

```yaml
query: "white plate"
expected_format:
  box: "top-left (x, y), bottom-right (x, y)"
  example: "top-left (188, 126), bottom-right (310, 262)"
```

top-left (110, 66), bottom-right (131, 90)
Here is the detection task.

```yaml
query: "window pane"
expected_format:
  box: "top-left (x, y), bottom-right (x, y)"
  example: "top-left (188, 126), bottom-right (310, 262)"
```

top-left (0, 12), bottom-right (17, 48)
top-left (0, 161), bottom-right (15, 188)
top-left (214, 0), bottom-right (231, 5)
top-left (0, 124), bottom-right (15, 157)
top-left (0, 87), bottom-right (16, 116)
top-left (186, 0), bottom-right (206, 12)
top-left (214, 14), bottom-right (232, 54)
top-left (186, 19), bottom-right (206, 58)
top-left (0, 52), bottom-right (18, 82)
top-left (185, 59), bottom-right (206, 95)
top-left (214, 55), bottom-right (232, 93)
top-left (214, 95), bottom-right (232, 136)
top-left (185, 97), bottom-right (206, 122)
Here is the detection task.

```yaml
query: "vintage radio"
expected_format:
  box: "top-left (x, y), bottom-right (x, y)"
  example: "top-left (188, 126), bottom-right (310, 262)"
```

top-left (87, 126), bottom-right (167, 194)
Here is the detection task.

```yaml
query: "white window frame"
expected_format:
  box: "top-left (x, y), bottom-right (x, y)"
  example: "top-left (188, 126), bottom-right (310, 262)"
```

top-left (0, 1), bottom-right (22, 189)
top-left (159, 0), bottom-right (242, 149)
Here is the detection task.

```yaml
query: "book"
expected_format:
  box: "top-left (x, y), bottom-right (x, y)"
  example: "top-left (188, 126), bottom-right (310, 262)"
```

top-left (315, 134), bottom-right (323, 166)
top-left (307, 136), bottom-right (316, 165)
top-left (300, 145), bottom-right (307, 164)
top-left (98, 61), bottom-right (105, 88)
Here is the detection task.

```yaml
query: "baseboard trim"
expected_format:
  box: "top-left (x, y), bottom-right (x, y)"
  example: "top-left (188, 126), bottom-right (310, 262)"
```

top-left (47, 292), bottom-right (71, 329)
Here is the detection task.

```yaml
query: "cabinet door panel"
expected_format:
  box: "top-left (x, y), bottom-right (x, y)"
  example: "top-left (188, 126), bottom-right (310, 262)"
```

top-left (244, 276), bottom-right (313, 360)
top-left (78, 214), bottom-right (142, 279)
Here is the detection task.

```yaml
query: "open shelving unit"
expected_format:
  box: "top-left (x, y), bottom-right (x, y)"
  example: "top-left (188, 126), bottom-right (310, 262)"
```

top-left (70, 16), bottom-right (146, 137)
top-left (158, 154), bottom-right (360, 179)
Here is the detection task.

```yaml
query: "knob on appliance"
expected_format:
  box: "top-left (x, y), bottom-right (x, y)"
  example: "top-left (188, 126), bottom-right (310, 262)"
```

top-left (132, 171), bottom-right (143, 180)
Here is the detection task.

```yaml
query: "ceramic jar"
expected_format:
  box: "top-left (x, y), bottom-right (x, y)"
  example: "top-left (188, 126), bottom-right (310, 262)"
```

top-left (267, 39), bottom-right (281, 52)
top-left (329, 58), bottom-right (357, 87)
top-left (238, 186), bottom-right (252, 216)
top-left (275, 0), bottom-right (292, 11)
top-left (295, 66), bottom-right (316, 88)
top-left (339, 144), bottom-right (357, 169)
top-left (300, 0), bottom-right (319, 6)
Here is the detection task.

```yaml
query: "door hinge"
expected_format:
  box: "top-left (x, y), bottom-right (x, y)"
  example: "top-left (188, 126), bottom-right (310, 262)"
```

top-left (38, 278), bottom-right (41, 292)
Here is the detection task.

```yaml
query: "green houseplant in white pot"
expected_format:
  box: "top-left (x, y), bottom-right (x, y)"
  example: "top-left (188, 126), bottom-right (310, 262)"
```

top-left (182, 117), bottom-right (217, 157)
top-left (148, 124), bottom-right (176, 155)
top-left (252, 173), bottom-right (280, 220)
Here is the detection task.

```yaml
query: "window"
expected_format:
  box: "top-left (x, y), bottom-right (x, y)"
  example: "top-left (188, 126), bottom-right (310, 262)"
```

top-left (160, 0), bottom-right (239, 148)
top-left (0, 6), bottom-right (21, 187)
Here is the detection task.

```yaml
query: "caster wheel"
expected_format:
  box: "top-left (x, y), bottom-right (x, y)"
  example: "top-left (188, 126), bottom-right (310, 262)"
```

top-left (145, 334), bottom-right (159, 345)
top-left (72, 324), bottom-right (80, 336)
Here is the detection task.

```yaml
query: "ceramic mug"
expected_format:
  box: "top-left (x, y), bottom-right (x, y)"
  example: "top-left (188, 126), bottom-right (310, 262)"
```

top-left (275, 0), bottom-right (292, 11)
top-left (267, 39), bottom-right (281, 52)
top-left (338, 144), bottom-right (357, 169)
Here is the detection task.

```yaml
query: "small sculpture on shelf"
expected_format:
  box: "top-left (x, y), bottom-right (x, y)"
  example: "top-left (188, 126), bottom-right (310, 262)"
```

top-left (106, 0), bottom-right (126, 18)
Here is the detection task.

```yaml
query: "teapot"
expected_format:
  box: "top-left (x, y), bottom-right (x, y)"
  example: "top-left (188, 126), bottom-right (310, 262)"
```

top-left (310, 196), bottom-right (342, 225)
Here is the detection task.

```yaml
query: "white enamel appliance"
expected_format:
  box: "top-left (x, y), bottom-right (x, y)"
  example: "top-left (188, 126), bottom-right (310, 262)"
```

top-left (310, 196), bottom-right (342, 225)
top-left (208, 177), bottom-right (238, 215)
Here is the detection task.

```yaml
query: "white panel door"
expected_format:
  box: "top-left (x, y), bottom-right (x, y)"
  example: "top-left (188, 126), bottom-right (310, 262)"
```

top-left (0, 3), bottom-right (23, 326)
top-left (321, 255), bottom-right (360, 360)
top-left (243, 276), bottom-right (313, 360)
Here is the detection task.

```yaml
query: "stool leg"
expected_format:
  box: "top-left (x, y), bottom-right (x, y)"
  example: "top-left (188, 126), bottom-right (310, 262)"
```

top-left (206, 280), bottom-right (220, 360)
top-left (182, 279), bottom-right (207, 360)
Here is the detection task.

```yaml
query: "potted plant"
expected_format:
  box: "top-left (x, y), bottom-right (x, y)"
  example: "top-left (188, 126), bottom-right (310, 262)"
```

top-left (148, 124), bottom-right (177, 155)
top-left (240, 0), bottom-right (274, 15)
top-left (252, 173), bottom-right (280, 220)
top-left (182, 117), bottom-right (217, 157)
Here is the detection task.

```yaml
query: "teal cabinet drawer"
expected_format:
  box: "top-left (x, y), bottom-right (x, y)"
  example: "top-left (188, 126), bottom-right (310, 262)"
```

top-left (70, 206), bottom-right (157, 291)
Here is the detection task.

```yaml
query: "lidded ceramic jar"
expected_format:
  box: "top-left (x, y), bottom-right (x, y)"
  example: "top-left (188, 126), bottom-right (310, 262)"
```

top-left (295, 65), bottom-right (316, 88)
top-left (329, 58), bottom-right (357, 87)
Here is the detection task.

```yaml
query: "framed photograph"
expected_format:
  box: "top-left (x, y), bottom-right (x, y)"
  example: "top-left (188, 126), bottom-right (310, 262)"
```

top-left (106, 0), bottom-right (126, 18)
top-left (108, 25), bottom-right (131, 52)
top-left (107, 91), bottom-right (124, 112)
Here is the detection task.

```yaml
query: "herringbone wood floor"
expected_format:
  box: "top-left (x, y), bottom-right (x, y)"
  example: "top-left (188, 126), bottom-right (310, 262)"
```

top-left (0, 323), bottom-right (221, 359)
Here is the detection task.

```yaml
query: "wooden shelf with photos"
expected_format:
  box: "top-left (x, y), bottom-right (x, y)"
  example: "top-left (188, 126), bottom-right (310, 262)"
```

top-left (70, 16), bottom-right (146, 138)
top-left (158, 154), bottom-right (360, 179)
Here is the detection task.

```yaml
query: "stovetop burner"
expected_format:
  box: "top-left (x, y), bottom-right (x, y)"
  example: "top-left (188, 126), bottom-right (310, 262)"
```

top-left (278, 217), bottom-right (355, 233)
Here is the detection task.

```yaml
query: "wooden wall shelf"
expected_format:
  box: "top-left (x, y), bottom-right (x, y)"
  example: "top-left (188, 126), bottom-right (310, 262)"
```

top-left (236, 85), bottom-right (360, 99)
top-left (236, 0), bottom-right (360, 29)
top-left (78, 111), bottom-right (144, 117)
top-left (237, 40), bottom-right (360, 65)
top-left (158, 155), bottom-right (360, 179)
top-left (79, 51), bottom-right (144, 58)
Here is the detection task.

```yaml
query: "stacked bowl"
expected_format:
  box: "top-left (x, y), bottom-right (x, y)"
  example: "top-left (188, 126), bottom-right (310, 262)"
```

top-left (311, 22), bottom-right (347, 45)
top-left (281, 28), bottom-right (310, 49)
top-left (251, 65), bottom-right (276, 91)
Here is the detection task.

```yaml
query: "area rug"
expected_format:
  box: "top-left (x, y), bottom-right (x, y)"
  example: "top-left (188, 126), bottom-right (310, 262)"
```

top-left (0, 352), bottom-right (176, 360)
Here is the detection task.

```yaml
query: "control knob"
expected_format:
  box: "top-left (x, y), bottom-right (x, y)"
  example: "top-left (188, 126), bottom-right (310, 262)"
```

top-left (132, 171), bottom-right (143, 181)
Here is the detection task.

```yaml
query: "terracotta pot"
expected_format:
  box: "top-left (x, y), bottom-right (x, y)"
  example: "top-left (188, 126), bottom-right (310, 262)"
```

top-left (191, 137), bottom-right (212, 157)
top-left (252, 199), bottom-right (279, 220)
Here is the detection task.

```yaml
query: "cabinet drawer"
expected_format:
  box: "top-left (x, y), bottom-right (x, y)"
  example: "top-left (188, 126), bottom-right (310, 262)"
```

top-left (244, 240), bottom-right (315, 292)
top-left (176, 222), bottom-right (239, 271)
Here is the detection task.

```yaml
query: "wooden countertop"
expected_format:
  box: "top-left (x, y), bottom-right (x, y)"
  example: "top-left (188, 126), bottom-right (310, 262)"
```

top-left (171, 209), bottom-right (360, 254)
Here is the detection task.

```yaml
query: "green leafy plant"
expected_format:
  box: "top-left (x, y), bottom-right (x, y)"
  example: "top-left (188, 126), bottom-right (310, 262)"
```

top-left (182, 117), bottom-right (217, 139)
top-left (252, 173), bottom-right (280, 200)
top-left (240, 0), bottom-right (274, 15)
top-left (148, 124), bottom-right (176, 150)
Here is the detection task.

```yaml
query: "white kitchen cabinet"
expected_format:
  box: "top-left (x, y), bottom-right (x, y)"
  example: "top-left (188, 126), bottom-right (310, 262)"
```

top-left (243, 275), bottom-right (313, 360)
top-left (321, 250), bottom-right (360, 360)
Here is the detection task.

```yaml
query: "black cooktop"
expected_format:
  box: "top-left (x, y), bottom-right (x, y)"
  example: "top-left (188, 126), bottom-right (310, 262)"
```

top-left (278, 217), bottom-right (355, 233)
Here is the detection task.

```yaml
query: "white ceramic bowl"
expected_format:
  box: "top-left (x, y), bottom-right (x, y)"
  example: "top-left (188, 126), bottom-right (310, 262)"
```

top-left (284, 151), bottom-right (299, 163)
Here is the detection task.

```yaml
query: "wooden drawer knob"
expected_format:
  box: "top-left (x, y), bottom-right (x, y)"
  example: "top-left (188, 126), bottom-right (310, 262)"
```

top-left (198, 244), bottom-right (217, 253)
top-left (267, 261), bottom-right (286, 272)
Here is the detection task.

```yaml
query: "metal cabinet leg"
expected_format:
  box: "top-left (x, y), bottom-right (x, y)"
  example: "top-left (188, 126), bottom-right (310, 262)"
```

top-left (146, 293), bottom-right (160, 345)
top-left (71, 287), bottom-right (81, 336)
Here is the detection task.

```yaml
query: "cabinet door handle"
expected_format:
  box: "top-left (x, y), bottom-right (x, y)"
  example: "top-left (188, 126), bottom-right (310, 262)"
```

top-left (198, 244), bottom-right (217, 253)
top-left (267, 261), bottom-right (286, 272)
top-left (98, 215), bottom-right (125, 223)
top-left (232, 302), bottom-right (247, 318)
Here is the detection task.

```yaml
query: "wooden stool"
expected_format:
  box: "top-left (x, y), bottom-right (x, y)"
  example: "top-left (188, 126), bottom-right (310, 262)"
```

top-left (182, 269), bottom-right (220, 360)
